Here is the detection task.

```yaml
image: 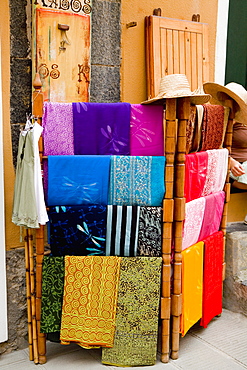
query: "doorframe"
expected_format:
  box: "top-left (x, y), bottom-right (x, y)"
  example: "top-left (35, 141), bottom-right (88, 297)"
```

top-left (214, 0), bottom-right (229, 84)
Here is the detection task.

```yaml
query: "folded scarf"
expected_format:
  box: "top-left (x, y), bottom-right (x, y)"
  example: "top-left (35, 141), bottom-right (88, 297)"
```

top-left (184, 151), bottom-right (208, 202)
top-left (137, 206), bottom-right (162, 256)
top-left (200, 231), bottom-right (224, 328)
top-left (202, 149), bottom-right (228, 196)
top-left (105, 206), bottom-right (140, 256)
top-left (48, 205), bottom-right (107, 256)
top-left (60, 256), bottom-right (121, 348)
top-left (40, 256), bottom-right (65, 334)
top-left (42, 102), bottom-right (74, 156)
top-left (130, 104), bottom-right (164, 156)
top-left (102, 257), bottom-right (162, 367)
top-left (47, 155), bottom-right (111, 206)
top-left (72, 102), bottom-right (131, 155)
top-left (181, 241), bottom-right (204, 337)
top-left (200, 105), bottom-right (225, 151)
top-left (182, 197), bottom-right (206, 250)
top-left (198, 191), bottom-right (225, 241)
top-left (186, 105), bottom-right (197, 154)
top-left (108, 156), bottom-right (166, 206)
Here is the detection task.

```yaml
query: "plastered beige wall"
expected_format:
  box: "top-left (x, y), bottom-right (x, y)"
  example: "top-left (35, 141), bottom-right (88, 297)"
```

top-left (1, 0), bottom-right (22, 250)
top-left (121, 0), bottom-right (218, 103)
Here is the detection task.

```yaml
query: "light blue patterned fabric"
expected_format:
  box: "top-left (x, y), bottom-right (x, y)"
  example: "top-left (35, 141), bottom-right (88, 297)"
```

top-left (108, 156), bottom-right (165, 206)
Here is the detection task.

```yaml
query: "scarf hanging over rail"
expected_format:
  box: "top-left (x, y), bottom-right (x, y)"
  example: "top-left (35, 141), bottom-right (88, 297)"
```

top-left (108, 156), bottom-right (166, 206)
top-left (42, 102), bottom-right (74, 156)
top-left (202, 148), bottom-right (228, 196)
top-left (186, 105), bottom-right (197, 154)
top-left (200, 105), bottom-right (225, 151)
top-left (47, 155), bottom-right (111, 206)
top-left (180, 241), bottom-right (204, 337)
top-left (130, 104), bottom-right (164, 156)
top-left (137, 206), bottom-right (162, 256)
top-left (184, 151), bottom-right (208, 202)
top-left (198, 191), bottom-right (225, 241)
top-left (48, 205), bottom-right (107, 256)
top-left (72, 102), bottom-right (131, 155)
top-left (182, 197), bottom-right (206, 251)
top-left (60, 256), bottom-right (121, 349)
top-left (102, 257), bottom-right (162, 367)
top-left (200, 231), bottom-right (224, 328)
top-left (40, 256), bottom-right (65, 334)
top-left (105, 206), bottom-right (140, 256)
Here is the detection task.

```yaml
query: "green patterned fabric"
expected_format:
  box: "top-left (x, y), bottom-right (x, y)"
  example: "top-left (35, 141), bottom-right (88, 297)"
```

top-left (102, 257), bottom-right (162, 367)
top-left (40, 256), bottom-right (65, 333)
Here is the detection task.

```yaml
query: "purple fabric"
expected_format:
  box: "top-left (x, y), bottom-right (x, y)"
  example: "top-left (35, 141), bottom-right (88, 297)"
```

top-left (42, 102), bottom-right (74, 156)
top-left (130, 104), bottom-right (164, 155)
top-left (72, 102), bottom-right (131, 155)
top-left (199, 191), bottom-right (225, 241)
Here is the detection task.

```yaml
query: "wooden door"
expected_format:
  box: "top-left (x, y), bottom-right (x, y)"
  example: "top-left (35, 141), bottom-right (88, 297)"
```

top-left (145, 16), bottom-right (209, 100)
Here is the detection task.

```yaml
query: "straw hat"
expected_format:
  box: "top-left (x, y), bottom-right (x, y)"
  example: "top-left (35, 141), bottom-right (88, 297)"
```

top-left (142, 74), bottom-right (211, 105)
top-left (203, 81), bottom-right (247, 123)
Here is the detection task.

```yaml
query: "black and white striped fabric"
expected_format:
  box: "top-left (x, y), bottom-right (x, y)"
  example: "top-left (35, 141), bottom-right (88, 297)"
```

top-left (105, 206), bottom-right (140, 256)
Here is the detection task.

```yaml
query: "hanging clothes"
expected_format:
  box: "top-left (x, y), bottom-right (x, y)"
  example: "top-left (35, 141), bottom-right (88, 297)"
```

top-left (184, 151), bottom-right (208, 202)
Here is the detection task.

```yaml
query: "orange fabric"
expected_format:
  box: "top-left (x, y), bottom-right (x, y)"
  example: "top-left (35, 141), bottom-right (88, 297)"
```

top-left (60, 256), bottom-right (121, 348)
top-left (180, 241), bottom-right (204, 337)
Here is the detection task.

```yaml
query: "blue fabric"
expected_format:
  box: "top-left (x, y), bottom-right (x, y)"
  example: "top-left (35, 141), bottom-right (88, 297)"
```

top-left (48, 205), bottom-right (107, 256)
top-left (108, 156), bottom-right (166, 206)
top-left (47, 155), bottom-right (110, 206)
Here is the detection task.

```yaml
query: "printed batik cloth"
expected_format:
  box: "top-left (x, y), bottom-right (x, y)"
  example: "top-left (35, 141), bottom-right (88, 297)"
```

top-left (182, 197), bottom-right (206, 251)
top-left (108, 156), bottom-right (166, 206)
top-left (184, 151), bottom-right (208, 202)
top-left (137, 206), bottom-right (162, 256)
top-left (47, 155), bottom-right (111, 206)
top-left (202, 148), bottom-right (228, 196)
top-left (198, 191), bottom-right (225, 241)
top-left (130, 104), bottom-right (164, 156)
top-left (102, 257), bottom-right (162, 367)
top-left (105, 206), bottom-right (140, 256)
top-left (72, 102), bottom-right (131, 155)
top-left (42, 102), bottom-right (74, 156)
top-left (40, 256), bottom-right (65, 333)
top-left (200, 231), bottom-right (224, 328)
top-left (180, 241), bottom-right (204, 337)
top-left (60, 256), bottom-right (121, 348)
top-left (200, 105), bottom-right (225, 151)
top-left (48, 205), bottom-right (107, 256)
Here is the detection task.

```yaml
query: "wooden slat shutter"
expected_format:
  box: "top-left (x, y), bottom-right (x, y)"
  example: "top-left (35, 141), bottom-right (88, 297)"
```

top-left (145, 16), bottom-right (209, 100)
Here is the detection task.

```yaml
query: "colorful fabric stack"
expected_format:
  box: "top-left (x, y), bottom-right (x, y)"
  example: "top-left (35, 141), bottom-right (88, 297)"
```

top-left (105, 206), bottom-right (140, 256)
top-left (48, 205), bottom-right (107, 256)
top-left (200, 231), bottom-right (224, 328)
top-left (181, 241), bottom-right (204, 337)
top-left (40, 256), bottom-right (65, 334)
top-left (108, 156), bottom-right (165, 206)
top-left (137, 206), bottom-right (162, 256)
top-left (72, 102), bottom-right (131, 155)
top-left (102, 257), bottom-right (162, 367)
top-left (60, 256), bottom-right (121, 348)
top-left (184, 151), bottom-right (208, 202)
top-left (130, 104), bottom-right (164, 156)
top-left (47, 155), bottom-right (111, 206)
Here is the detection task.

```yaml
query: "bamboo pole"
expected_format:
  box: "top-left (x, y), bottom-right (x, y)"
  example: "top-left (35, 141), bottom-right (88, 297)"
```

top-left (24, 229), bottom-right (33, 361)
top-left (171, 97), bottom-right (190, 360)
top-left (160, 99), bottom-right (176, 363)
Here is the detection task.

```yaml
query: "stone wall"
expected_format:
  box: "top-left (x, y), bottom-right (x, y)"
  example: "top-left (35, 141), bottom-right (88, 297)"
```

top-left (3, 0), bottom-right (121, 354)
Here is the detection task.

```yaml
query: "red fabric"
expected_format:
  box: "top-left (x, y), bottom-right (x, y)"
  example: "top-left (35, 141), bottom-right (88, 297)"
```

top-left (200, 105), bottom-right (225, 151)
top-left (184, 151), bottom-right (208, 202)
top-left (198, 191), bottom-right (225, 241)
top-left (200, 231), bottom-right (224, 328)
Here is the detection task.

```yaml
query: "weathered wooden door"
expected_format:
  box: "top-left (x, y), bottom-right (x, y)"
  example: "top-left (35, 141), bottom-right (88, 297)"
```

top-left (145, 16), bottom-right (209, 99)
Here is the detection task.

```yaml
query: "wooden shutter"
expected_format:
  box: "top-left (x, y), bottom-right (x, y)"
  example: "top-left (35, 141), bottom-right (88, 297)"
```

top-left (145, 16), bottom-right (209, 99)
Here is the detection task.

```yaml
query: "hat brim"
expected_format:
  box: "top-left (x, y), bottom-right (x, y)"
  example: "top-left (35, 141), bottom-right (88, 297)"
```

top-left (203, 82), bottom-right (247, 123)
top-left (141, 93), bottom-right (211, 106)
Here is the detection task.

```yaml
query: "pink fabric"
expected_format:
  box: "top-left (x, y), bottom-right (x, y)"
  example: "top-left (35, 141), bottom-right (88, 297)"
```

top-left (130, 104), bottom-right (164, 156)
top-left (182, 197), bottom-right (206, 251)
top-left (42, 102), bottom-right (74, 156)
top-left (198, 191), bottom-right (225, 241)
top-left (184, 151), bottom-right (208, 202)
top-left (202, 149), bottom-right (228, 196)
top-left (213, 148), bottom-right (229, 193)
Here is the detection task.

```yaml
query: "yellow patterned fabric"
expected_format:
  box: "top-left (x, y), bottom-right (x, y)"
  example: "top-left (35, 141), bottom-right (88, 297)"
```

top-left (60, 256), bottom-right (121, 348)
top-left (180, 241), bottom-right (204, 337)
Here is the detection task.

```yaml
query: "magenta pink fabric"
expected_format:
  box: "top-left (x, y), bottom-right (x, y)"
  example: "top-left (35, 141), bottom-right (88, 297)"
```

top-left (130, 104), bottom-right (164, 156)
top-left (198, 191), bottom-right (225, 241)
top-left (184, 151), bottom-right (208, 202)
top-left (42, 102), bottom-right (74, 156)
